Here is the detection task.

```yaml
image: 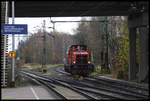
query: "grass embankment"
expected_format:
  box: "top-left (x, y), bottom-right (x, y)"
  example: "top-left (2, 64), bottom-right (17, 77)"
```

top-left (22, 63), bottom-right (63, 71)
top-left (91, 65), bottom-right (110, 76)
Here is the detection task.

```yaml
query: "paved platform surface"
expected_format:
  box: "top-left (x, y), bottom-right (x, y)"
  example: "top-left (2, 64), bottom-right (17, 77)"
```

top-left (1, 85), bottom-right (55, 99)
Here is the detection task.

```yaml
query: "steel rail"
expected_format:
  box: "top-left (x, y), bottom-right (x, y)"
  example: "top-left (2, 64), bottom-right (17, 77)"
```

top-left (54, 66), bottom-right (149, 99)
top-left (56, 66), bottom-right (148, 92)
top-left (37, 79), bottom-right (68, 100)
top-left (20, 69), bottom-right (148, 100)
top-left (19, 71), bottom-right (67, 100)
top-left (19, 70), bottom-right (97, 100)
top-left (84, 77), bottom-right (149, 97)
top-left (50, 75), bottom-right (147, 100)
top-left (91, 76), bottom-right (149, 91)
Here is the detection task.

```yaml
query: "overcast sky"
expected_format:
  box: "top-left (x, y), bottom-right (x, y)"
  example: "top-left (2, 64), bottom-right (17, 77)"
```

top-left (7, 17), bottom-right (91, 51)
top-left (8, 17), bottom-right (83, 34)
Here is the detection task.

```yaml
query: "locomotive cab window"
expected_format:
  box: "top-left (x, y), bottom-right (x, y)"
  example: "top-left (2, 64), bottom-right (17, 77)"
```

top-left (80, 46), bottom-right (87, 51)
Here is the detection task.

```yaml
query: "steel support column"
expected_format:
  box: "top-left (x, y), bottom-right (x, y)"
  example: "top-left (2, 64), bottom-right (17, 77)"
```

top-left (128, 27), bottom-right (137, 81)
top-left (138, 27), bottom-right (149, 82)
top-left (138, 12), bottom-right (149, 82)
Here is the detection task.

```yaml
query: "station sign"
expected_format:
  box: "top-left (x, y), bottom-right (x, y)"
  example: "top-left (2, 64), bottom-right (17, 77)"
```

top-left (8, 51), bottom-right (16, 58)
top-left (1, 24), bottom-right (28, 34)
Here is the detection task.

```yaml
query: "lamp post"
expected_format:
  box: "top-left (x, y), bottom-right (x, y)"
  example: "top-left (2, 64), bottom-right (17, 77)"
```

top-left (11, 1), bottom-right (15, 87)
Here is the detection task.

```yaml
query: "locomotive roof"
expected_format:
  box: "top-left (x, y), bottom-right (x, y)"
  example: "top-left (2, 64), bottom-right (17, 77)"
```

top-left (70, 45), bottom-right (87, 48)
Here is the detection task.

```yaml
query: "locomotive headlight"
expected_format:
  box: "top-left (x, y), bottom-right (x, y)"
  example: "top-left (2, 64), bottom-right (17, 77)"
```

top-left (88, 61), bottom-right (91, 64)
top-left (73, 61), bottom-right (76, 64)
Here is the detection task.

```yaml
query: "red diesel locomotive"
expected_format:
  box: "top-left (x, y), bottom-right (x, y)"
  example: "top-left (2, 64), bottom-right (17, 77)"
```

top-left (64, 45), bottom-right (94, 76)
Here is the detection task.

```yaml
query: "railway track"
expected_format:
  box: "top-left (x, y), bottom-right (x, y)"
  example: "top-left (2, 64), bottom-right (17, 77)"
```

top-left (19, 70), bottom-right (67, 99)
top-left (50, 75), bottom-right (148, 100)
top-left (19, 69), bottom-right (123, 99)
top-left (19, 70), bottom-right (97, 100)
top-left (19, 67), bottom-right (149, 100)
top-left (84, 76), bottom-right (149, 96)
top-left (54, 66), bottom-right (149, 100)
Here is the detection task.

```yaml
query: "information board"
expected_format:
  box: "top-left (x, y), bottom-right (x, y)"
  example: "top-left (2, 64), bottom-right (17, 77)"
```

top-left (1, 24), bottom-right (28, 34)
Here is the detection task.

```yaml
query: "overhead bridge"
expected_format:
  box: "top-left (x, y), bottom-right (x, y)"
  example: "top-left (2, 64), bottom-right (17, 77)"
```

top-left (8, 1), bottom-right (148, 17)
top-left (1, 1), bottom-right (149, 86)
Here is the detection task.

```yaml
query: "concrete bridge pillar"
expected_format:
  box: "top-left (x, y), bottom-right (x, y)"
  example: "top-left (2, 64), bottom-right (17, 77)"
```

top-left (138, 12), bottom-right (149, 82)
top-left (128, 27), bottom-right (137, 81)
top-left (128, 11), bottom-right (149, 82)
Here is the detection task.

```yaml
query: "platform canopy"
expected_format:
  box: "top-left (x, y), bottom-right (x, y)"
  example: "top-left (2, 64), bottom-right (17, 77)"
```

top-left (8, 1), bottom-right (148, 17)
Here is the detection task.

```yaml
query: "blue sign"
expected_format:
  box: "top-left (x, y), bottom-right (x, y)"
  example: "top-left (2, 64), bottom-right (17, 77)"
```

top-left (1, 24), bottom-right (28, 34)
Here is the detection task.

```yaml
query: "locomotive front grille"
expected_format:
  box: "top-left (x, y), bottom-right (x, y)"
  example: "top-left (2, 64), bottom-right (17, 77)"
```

top-left (76, 55), bottom-right (87, 64)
